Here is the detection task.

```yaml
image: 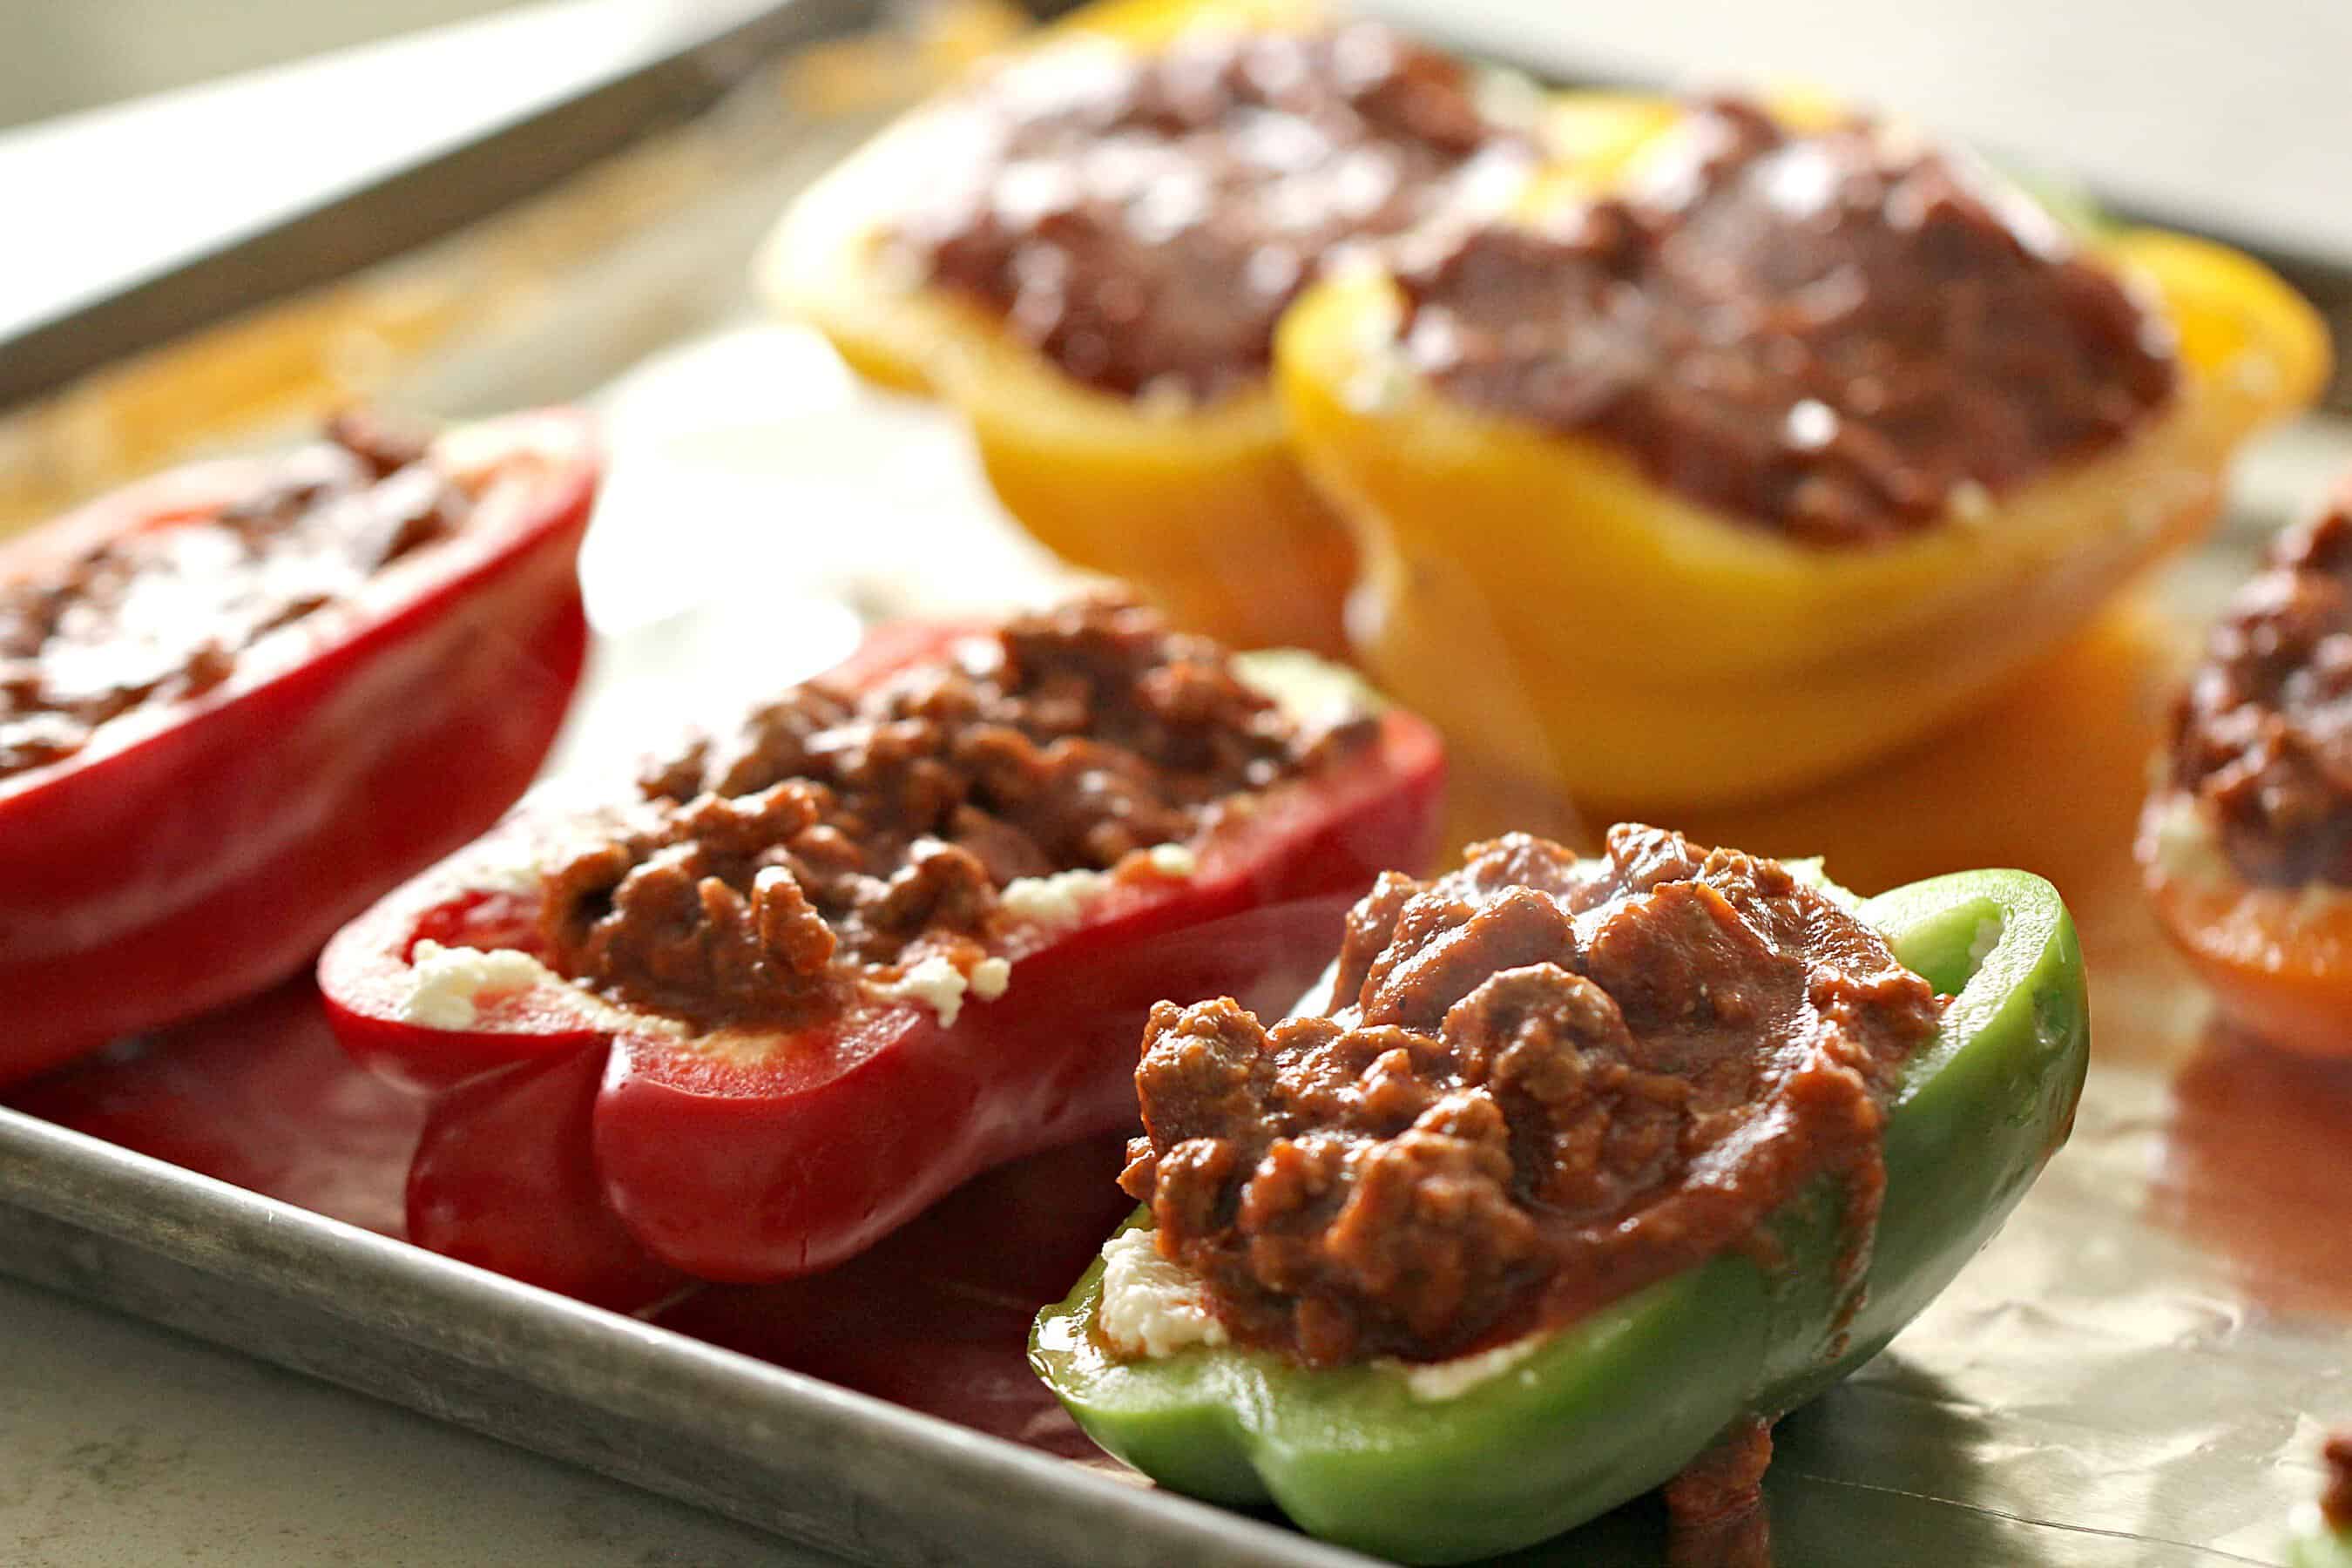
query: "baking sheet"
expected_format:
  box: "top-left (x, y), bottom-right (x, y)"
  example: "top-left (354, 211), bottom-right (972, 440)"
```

top-left (7, 316), bottom-right (2350, 1565)
top-left (7, 11), bottom-right (2352, 1563)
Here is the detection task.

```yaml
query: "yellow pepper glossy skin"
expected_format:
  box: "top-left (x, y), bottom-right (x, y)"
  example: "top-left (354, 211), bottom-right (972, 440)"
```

top-left (760, 0), bottom-right (1339, 652)
top-left (1275, 139), bottom-right (2329, 808)
top-left (760, 0), bottom-right (1660, 655)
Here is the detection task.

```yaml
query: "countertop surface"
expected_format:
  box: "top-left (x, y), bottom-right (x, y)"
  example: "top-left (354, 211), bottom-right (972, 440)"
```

top-left (0, 1277), bottom-right (823, 1568)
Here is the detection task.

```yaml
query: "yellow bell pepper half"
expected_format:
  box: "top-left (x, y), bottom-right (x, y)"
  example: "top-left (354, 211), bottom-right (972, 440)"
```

top-left (758, 0), bottom-right (1337, 652)
top-left (1276, 209), bottom-right (2329, 809)
top-left (759, 0), bottom-right (1666, 655)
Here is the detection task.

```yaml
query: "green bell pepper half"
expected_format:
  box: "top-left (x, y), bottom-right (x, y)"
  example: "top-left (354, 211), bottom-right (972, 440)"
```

top-left (1029, 867), bottom-right (2090, 1565)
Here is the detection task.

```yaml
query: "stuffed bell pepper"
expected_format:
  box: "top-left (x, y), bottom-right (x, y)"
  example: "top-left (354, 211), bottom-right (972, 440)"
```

top-left (1277, 93), bottom-right (2329, 807)
top-left (321, 596), bottom-right (1444, 1301)
top-left (762, 0), bottom-right (1624, 656)
top-left (1033, 822), bottom-right (2088, 1562)
top-left (2140, 473), bottom-right (2352, 1056)
top-left (1, 409), bottom-right (595, 1085)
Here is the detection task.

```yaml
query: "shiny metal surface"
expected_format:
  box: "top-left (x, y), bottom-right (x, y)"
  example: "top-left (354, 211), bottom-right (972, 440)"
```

top-left (0, 1107), bottom-right (1366, 1567)
top-left (0, 0), bottom-right (874, 410)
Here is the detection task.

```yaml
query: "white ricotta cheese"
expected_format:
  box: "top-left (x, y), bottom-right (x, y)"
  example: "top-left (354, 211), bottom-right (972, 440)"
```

top-left (970, 956), bottom-right (1011, 1002)
top-left (461, 857), bottom-right (546, 897)
top-left (1141, 841), bottom-right (1197, 879)
top-left (999, 867), bottom-right (1111, 930)
top-left (1232, 648), bottom-right (1384, 732)
top-left (875, 953), bottom-right (975, 1028)
top-left (1397, 1335), bottom-right (1544, 1402)
top-left (1000, 842), bottom-right (1198, 934)
top-left (2142, 794), bottom-right (2232, 887)
top-left (1096, 1228), bottom-right (1228, 1358)
top-left (402, 941), bottom-right (562, 1030)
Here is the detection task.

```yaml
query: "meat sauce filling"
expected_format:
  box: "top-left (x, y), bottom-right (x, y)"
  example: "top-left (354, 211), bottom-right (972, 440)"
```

top-left (0, 410), bottom-right (468, 780)
top-left (2168, 483), bottom-right (2352, 888)
top-left (1119, 824), bottom-right (1942, 1366)
top-left (538, 597), bottom-right (1368, 1031)
top-left (890, 22), bottom-right (1528, 403)
top-left (1392, 98), bottom-right (2177, 546)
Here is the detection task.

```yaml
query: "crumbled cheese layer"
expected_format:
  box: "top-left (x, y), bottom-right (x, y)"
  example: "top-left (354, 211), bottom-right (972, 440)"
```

top-left (999, 867), bottom-right (1112, 930)
top-left (999, 841), bottom-right (1197, 934)
top-left (874, 953), bottom-right (976, 1028)
top-left (1232, 648), bottom-right (1384, 732)
top-left (1097, 1228), bottom-right (1228, 1358)
top-left (970, 956), bottom-right (1011, 1002)
top-left (1142, 841), bottom-right (1196, 879)
top-left (460, 856), bottom-right (546, 897)
top-left (869, 951), bottom-right (1017, 1027)
top-left (2142, 794), bottom-right (2233, 888)
top-left (403, 941), bottom-right (563, 1029)
top-left (1396, 1335), bottom-right (1544, 1402)
top-left (2143, 794), bottom-right (2352, 929)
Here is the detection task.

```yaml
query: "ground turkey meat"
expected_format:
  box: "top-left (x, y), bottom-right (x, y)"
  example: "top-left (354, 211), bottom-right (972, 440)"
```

top-left (1120, 824), bottom-right (1942, 1366)
top-left (2327, 1431), bottom-right (2352, 1532)
top-left (1391, 97), bottom-right (2176, 545)
top-left (892, 21), bottom-right (1528, 403)
top-left (0, 409), bottom-right (464, 780)
top-left (2170, 481), bottom-right (2352, 887)
top-left (539, 595), bottom-right (1364, 1030)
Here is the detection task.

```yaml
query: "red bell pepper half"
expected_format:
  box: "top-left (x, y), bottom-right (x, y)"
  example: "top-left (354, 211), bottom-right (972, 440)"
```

top-left (0, 411), bottom-right (596, 1085)
top-left (319, 621), bottom-right (1446, 1297)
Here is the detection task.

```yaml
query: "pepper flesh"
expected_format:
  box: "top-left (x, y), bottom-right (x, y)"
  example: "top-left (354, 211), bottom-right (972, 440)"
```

top-left (1275, 124), bottom-right (2329, 808)
top-left (759, 0), bottom-right (1665, 657)
top-left (319, 624), bottom-right (1446, 1294)
top-left (1031, 866), bottom-right (2088, 1564)
top-left (2139, 807), bottom-right (2352, 1058)
top-left (0, 411), bottom-right (595, 1085)
top-left (762, 0), bottom-right (1342, 653)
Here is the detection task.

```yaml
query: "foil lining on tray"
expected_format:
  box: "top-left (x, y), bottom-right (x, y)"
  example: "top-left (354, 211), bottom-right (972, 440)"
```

top-left (8, 7), bottom-right (2352, 1555)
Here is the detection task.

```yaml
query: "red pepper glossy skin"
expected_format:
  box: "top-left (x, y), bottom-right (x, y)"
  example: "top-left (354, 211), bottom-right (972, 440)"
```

top-left (321, 621), bottom-right (1446, 1288)
top-left (7, 976), bottom-right (424, 1237)
top-left (409, 1044), bottom-right (688, 1307)
top-left (0, 412), bottom-right (596, 1085)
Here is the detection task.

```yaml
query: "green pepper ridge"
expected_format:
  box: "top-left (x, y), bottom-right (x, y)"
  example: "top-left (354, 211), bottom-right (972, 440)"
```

top-left (1029, 868), bottom-right (2091, 1564)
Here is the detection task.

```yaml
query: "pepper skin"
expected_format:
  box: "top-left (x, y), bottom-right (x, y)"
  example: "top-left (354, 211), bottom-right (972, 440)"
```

top-left (2139, 822), bottom-right (2352, 1059)
top-left (1031, 865), bottom-right (2088, 1564)
top-left (759, 0), bottom-right (1661, 658)
top-left (760, 0), bottom-right (1341, 654)
top-left (1275, 136), bottom-right (2329, 808)
top-left (319, 625), bottom-right (1445, 1294)
top-left (2137, 472), bottom-right (2352, 1058)
top-left (0, 413), bottom-right (595, 1086)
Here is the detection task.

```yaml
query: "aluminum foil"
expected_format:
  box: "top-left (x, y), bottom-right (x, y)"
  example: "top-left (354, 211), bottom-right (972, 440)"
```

top-left (9, 29), bottom-right (2351, 1553)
